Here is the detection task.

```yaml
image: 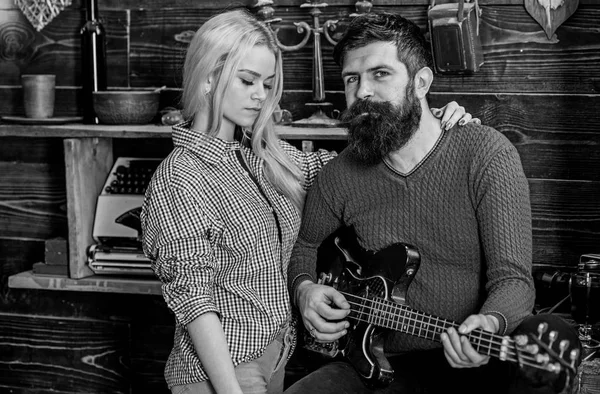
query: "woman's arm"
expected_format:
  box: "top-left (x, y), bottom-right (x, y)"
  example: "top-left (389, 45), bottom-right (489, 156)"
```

top-left (143, 166), bottom-right (234, 390)
top-left (188, 312), bottom-right (244, 394)
top-left (279, 140), bottom-right (337, 189)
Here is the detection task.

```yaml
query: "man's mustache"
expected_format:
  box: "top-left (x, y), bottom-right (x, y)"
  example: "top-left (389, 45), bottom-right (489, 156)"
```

top-left (344, 112), bottom-right (382, 125)
top-left (341, 100), bottom-right (394, 123)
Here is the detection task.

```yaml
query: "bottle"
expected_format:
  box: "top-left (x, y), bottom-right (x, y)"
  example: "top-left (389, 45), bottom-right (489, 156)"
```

top-left (80, 0), bottom-right (107, 124)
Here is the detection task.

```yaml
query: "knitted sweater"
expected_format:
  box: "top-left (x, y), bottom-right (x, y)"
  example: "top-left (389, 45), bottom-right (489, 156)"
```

top-left (289, 122), bottom-right (535, 353)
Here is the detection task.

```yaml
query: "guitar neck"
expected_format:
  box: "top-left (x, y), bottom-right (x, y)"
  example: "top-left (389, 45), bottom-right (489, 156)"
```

top-left (342, 292), bottom-right (515, 361)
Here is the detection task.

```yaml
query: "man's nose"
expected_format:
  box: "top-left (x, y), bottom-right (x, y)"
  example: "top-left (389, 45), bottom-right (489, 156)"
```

top-left (356, 80), bottom-right (373, 100)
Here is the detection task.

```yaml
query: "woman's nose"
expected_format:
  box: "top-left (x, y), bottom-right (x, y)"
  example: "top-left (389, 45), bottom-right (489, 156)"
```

top-left (252, 84), bottom-right (267, 101)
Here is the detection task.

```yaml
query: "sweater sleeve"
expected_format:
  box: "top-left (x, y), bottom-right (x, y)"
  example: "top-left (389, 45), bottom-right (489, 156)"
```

top-left (288, 170), bottom-right (344, 304)
top-left (474, 144), bottom-right (535, 335)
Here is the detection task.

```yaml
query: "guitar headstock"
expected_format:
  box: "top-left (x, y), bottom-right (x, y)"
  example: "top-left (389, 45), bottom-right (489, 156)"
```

top-left (511, 314), bottom-right (582, 394)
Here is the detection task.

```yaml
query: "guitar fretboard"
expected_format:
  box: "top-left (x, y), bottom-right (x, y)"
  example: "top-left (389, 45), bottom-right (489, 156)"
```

top-left (341, 290), bottom-right (516, 362)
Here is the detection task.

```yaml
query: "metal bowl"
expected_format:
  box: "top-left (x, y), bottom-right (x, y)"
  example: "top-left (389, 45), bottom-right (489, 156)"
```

top-left (93, 90), bottom-right (160, 125)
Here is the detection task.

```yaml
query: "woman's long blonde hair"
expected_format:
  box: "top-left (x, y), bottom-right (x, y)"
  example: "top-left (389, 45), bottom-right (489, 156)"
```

top-left (182, 9), bottom-right (306, 212)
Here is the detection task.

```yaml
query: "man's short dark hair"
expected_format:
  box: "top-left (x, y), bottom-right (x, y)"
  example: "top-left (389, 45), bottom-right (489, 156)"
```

top-left (333, 12), bottom-right (433, 79)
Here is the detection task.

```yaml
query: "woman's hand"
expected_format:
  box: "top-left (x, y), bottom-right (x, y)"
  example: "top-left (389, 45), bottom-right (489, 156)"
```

top-left (431, 101), bottom-right (481, 131)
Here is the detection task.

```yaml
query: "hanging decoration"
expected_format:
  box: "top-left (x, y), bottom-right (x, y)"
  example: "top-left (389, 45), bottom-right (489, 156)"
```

top-left (14, 0), bottom-right (73, 32)
top-left (428, 0), bottom-right (484, 74)
top-left (524, 0), bottom-right (579, 40)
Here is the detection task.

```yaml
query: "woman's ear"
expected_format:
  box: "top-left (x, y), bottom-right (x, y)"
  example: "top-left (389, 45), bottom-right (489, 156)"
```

top-left (204, 75), bottom-right (214, 96)
top-left (414, 67), bottom-right (434, 99)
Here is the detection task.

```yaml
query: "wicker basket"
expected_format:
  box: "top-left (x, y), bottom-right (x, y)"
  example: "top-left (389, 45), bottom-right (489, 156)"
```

top-left (15, 0), bottom-right (73, 32)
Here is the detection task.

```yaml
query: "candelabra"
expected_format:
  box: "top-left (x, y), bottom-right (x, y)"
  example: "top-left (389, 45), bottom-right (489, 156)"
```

top-left (253, 0), bottom-right (373, 127)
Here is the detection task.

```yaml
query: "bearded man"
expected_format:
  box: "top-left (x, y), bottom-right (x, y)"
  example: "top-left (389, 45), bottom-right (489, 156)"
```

top-left (286, 12), bottom-right (541, 394)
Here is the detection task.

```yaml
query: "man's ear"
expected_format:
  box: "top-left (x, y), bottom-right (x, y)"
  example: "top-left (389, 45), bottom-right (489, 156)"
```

top-left (414, 67), bottom-right (434, 99)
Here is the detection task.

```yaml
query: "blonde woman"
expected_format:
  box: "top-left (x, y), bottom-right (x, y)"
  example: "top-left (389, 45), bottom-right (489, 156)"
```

top-left (141, 9), bottom-right (472, 394)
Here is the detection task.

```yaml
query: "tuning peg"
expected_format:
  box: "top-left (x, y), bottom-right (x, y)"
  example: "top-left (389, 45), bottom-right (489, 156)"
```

top-left (558, 339), bottom-right (571, 358)
top-left (535, 353), bottom-right (551, 366)
top-left (526, 343), bottom-right (540, 355)
top-left (514, 334), bottom-right (528, 347)
top-left (537, 322), bottom-right (549, 339)
top-left (319, 272), bottom-right (333, 284)
top-left (570, 348), bottom-right (580, 368)
top-left (548, 330), bottom-right (558, 348)
top-left (545, 362), bottom-right (561, 373)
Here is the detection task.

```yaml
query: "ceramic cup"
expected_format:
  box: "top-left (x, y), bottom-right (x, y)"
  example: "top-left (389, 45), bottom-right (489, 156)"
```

top-left (22, 74), bottom-right (56, 118)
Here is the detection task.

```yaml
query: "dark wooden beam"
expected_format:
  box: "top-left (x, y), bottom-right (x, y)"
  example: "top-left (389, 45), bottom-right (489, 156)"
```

top-left (0, 314), bottom-right (130, 392)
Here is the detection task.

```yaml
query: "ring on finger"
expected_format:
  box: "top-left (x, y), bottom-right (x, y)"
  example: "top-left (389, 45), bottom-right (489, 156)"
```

top-left (309, 327), bottom-right (316, 338)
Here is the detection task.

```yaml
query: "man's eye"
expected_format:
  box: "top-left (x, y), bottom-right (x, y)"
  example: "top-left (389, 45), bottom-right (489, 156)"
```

top-left (374, 71), bottom-right (389, 78)
top-left (345, 76), bottom-right (358, 84)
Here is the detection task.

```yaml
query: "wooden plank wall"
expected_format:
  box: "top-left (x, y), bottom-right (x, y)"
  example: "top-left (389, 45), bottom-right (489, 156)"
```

top-left (0, 0), bottom-right (599, 392)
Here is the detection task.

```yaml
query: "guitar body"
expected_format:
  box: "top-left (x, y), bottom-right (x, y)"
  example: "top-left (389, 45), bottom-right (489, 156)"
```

top-left (339, 274), bottom-right (397, 387)
top-left (313, 229), bottom-right (421, 387)
top-left (306, 229), bottom-right (582, 393)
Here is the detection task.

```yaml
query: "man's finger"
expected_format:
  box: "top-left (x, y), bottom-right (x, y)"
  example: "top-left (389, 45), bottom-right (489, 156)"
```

top-left (326, 287), bottom-right (350, 309)
top-left (441, 332), bottom-right (464, 367)
top-left (446, 327), bottom-right (469, 363)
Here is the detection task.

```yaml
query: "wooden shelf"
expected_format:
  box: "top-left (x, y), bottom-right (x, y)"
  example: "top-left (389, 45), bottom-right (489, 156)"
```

top-left (0, 123), bottom-right (348, 140)
top-left (8, 270), bottom-right (162, 295)
top-left (2, 122), bottom-right (347, 289)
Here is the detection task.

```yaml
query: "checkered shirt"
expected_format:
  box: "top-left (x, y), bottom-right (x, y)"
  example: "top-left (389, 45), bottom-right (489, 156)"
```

top-left (141, 121), bottom-right (334, 387)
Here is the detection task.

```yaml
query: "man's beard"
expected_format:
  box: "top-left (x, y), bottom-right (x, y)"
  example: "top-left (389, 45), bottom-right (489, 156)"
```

top-left (341, 88), bottom-right (421, 165)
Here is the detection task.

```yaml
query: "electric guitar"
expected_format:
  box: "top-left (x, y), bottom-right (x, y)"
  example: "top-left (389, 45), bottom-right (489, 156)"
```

top-left (303, 231), bottom-right (582, 393)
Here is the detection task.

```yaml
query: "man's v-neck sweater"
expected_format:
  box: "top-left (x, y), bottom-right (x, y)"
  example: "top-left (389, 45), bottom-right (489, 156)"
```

top-left (289, 122), bottom-right (535, 353)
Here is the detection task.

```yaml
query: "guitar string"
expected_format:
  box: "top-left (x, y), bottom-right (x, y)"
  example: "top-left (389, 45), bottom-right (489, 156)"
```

top-left (341, 290), bottom-right (508, 348)
top-left (339, 292), bottom-right (544, 368)
top-left (340, 301), bottom-right (546, 370)
top-left (345, 300), bottom-right (521, 357)
top-left (341, 292), bottom-right (522, 356)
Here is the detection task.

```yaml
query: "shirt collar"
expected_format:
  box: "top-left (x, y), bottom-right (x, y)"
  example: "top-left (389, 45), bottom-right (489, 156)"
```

top-left (172, 120), bottom-right (241, 165)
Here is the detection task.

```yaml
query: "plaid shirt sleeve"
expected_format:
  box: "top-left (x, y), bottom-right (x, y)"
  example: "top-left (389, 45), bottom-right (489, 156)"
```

top-left (279, 140), bottom-right (337, 190)
top-left (143, 174), bottom-right (220, 327)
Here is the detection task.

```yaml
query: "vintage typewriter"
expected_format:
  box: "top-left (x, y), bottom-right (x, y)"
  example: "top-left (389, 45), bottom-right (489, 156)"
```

top-left (88, 157), bottom-right (162, 276)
